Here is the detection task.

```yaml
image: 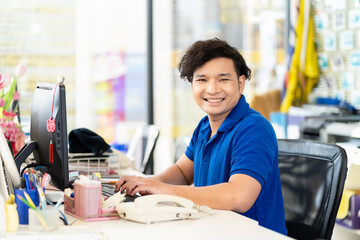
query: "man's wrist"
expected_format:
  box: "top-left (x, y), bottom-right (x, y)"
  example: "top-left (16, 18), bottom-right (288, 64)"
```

top-left (150, 175), bottom-right (164, 183)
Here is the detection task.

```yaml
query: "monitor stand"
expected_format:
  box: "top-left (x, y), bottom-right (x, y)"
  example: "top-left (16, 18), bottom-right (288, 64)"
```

top-left (14, 141), bottom-right (37, 172)
top-left (15, 141), bottom-right (67, 200)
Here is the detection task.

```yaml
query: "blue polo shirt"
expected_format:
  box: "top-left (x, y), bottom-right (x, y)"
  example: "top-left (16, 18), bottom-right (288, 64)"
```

top-left (185, 95), bottom-right (287, 235)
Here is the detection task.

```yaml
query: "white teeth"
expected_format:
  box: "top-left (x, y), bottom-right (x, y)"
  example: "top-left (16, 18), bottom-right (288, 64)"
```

top-left (207, 99), bottom-right (223, 102)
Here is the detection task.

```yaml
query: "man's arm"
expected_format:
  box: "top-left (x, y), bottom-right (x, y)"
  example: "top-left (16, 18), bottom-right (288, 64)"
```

top-left (152, 153), bottom-right (194, 185)
top-left (115, 153), bottom-right (194, 191)
top-left (117, 154), bottom-right (261, 213)
top-left (168, 173), bottom-right (261, 213)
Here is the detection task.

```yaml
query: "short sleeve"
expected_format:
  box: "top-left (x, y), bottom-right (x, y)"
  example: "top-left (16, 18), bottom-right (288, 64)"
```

top-left (185, 125), bottom-right (199, 161)
top-left (230, 115), bottom-right (277, 186)
top-left (184, 117), bottom-right (208, 162)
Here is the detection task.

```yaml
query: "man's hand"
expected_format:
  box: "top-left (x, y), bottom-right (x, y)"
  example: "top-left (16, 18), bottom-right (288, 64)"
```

top-left (114, 154), bottom-right (194, 196)
top-left (115, 176), bottom-right (172, 196)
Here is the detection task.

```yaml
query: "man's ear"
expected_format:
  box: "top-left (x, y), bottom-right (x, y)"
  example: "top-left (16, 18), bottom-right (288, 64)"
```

top-left (239, 75), bottom-right (246, 93)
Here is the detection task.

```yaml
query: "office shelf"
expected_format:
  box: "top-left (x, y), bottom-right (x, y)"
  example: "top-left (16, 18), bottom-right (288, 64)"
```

top-left (322, 122), bottom-right (360, 140)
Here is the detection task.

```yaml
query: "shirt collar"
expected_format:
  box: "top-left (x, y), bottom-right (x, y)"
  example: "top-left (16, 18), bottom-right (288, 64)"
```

top-left (218, 95), bottom-right (249, 132)
top-left (199, 95), bottom-right (250, 137)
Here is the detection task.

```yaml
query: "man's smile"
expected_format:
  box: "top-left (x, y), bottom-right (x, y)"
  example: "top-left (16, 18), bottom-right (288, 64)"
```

top-left (204, 98), bottom-right (225, 102)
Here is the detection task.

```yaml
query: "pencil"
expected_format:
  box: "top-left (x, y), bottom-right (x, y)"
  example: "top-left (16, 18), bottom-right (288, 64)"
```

top-left (16, 195), bottom-right (36, 210)
top-left (23, 192), bottom-right (36, 208)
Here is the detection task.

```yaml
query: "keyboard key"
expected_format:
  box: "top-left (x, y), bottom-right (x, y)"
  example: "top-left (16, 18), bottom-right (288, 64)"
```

top-left (101, 183), bottom-right (140, 202)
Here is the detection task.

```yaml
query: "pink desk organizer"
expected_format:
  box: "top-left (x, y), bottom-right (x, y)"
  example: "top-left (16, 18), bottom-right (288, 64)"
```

top-left (64, 183), bottom-right (119, 222)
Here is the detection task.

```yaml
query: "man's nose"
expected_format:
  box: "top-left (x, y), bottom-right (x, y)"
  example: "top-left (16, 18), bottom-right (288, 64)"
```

top-left (206, 80), bottom-right (219, 93)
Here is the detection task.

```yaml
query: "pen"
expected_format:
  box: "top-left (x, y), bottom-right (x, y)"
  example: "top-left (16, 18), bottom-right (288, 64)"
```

top-left (30, 171), bottom-right (38, 189)
top-left (24, 174), bottom-right (31, 190)
top-left (41, 173), bottom-right (47, 187)
top-left (41, 173), bottom-right (51, 188)
top-left (36, 185), bottom-right (46, 211)
top-left (54, 198), bottom-right (62, 209)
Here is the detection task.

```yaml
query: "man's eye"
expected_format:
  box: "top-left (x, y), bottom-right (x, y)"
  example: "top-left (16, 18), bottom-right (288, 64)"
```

top-left (220, 78), bottom-right (229, 81)
top-left (196, 79), bottom-right (206, 82)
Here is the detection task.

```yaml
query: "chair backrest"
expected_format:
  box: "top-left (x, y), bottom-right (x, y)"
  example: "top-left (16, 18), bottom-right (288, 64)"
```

top-left (278, 139), bottom-right (348, 240)
top-left (126, 125), bottom-right (160, 174)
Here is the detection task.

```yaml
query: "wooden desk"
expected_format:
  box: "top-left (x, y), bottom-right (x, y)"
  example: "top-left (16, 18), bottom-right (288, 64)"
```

top-left (3, 210), bottom-right (292, 240)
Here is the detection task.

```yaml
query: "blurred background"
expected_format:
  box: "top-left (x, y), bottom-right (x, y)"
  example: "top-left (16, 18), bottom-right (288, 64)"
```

top-left (1, 0), bottom-right (359, 175)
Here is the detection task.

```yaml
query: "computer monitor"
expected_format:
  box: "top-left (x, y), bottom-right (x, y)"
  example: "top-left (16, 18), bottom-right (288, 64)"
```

top-left (15, 82), bottom-right (69, 190)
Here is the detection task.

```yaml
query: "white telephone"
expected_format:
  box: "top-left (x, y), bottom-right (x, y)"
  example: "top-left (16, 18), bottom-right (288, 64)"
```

top-left (115, 194), bottom-right (213, 224)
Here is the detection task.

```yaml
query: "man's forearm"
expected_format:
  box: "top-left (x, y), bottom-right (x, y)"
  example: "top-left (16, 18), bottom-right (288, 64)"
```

top-left (152, 164), bottom-right (190, 185)
top-left (166, 174), bottom-right (261, 213)
top-left (167, 183), bottom-right (240, 211)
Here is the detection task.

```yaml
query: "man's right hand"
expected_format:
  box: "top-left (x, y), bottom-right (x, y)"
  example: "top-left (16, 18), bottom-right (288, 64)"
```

top-left (115, 175), bottom-right (173, 196)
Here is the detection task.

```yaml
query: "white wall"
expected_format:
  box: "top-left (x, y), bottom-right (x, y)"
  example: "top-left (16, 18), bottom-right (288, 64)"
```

top-left (153, 0), bottom-right (175, 174)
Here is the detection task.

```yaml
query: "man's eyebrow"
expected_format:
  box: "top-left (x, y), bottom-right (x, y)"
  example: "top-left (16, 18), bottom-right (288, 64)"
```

top-left (194, 74), bottom-right (206, 78)
top-left (194, 73), bottom-right (233, 78)
top-left (219, 73), bottom-right (232, 77)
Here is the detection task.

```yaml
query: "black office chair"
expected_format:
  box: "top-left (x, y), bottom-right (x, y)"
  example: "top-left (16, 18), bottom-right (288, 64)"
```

top-left (126, 125), bottom-right (160, 175)
top-left (278, 139), bottom-right (348, 240)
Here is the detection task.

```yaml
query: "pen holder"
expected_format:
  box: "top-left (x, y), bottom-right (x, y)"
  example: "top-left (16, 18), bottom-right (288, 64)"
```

top-left (28, 207), bottom-right (59, 232)
top-left (74, 182), bottom-right (102, 218)
top-left (64, 183), bottom-right (119, 221)
top-left (14, 189), bottom-right (41, 225)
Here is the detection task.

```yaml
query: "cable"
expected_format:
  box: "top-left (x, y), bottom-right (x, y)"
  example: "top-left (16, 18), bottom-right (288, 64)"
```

top-left (46, 198), bottom-right (68, 225)
top-left (46, 83), bottom-right (59, 164)
top-left (20, 163), bottom-right (40, 177)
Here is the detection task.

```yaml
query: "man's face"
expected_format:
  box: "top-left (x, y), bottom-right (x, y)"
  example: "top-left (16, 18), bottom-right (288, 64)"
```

top-left (191, 57), bottom-right (245, 121)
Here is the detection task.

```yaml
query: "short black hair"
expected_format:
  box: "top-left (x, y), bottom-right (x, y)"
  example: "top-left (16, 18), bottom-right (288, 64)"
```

top-left (178, 38), bottom-right (251, 82)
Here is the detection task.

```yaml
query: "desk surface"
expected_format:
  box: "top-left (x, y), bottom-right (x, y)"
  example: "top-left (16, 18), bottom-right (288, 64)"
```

top-left (3, 209), bottom-right (292, 240)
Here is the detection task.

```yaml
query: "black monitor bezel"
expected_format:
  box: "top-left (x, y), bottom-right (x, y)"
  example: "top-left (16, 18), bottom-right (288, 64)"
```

top-left (15, 82), bottom-right (69, 190)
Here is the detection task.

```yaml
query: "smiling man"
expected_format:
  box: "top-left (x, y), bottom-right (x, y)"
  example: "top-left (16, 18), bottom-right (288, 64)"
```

top-left (116, 38), bottom-right (287, 235)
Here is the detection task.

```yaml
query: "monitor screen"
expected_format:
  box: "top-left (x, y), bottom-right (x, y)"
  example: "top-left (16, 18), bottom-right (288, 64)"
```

top-left (15, 82), bottom-right (69, 190)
